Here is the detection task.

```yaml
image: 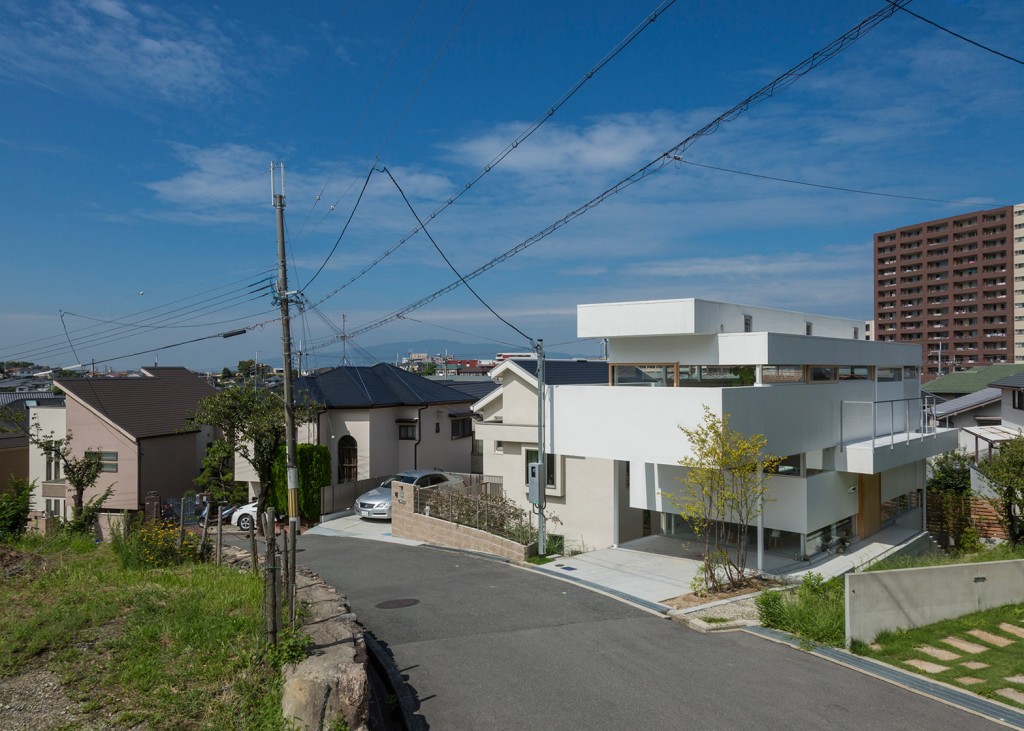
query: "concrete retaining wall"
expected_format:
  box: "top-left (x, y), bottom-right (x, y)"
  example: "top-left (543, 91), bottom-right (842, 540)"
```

top-left (390, 482), bottom-right (532, 562)
top-left (845, 559), bottom-right (1024, 645)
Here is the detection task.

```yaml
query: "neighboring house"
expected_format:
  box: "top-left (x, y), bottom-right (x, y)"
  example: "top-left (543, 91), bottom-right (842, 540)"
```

top-left (28, 367), bottom-right (217, 519)
top-left (922, 364), bottom-right (1024, 401)
top-left (273, 364), bottom-right (476, 495)
top-left (0, 392), bottom-right (64, 490)
top-left (534, 298), bottom-right (957, 564)
top-left (929, 388), bottom-right (1003, 457)
top-left (473, 358), bottom-right (644, 552)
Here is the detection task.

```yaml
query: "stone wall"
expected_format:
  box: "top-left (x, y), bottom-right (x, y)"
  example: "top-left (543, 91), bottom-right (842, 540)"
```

top-left (390, 481), bottom-right (533, 562)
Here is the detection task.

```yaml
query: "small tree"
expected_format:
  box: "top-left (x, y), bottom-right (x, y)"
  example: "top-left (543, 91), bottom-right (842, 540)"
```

top-left (926, 448), bottom-right (975, 550)
top-left (662, 406), bottom-right (780, 593)
top-left (27, 425), bottom-right (113, 532)
top-left (187, 386), bottom-right (320, 534)
top-left (977, 435), bottom-right (1024, 546)
top-left (195, 438), bottom-right (247, 504)
top-left (0, 477), bottom-right (35, 541)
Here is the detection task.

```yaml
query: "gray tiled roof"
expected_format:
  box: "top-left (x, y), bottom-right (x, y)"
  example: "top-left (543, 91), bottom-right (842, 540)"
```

top-left (55, 367), bottom-right (216, 439)
top-left (988, 371), bottom-right (1024, 390)
top-left (931, 388), bottom-right (1001, 419)
top-left (295, 364), bottom-right (475, 409)
top-left (508, 359), bottom-right (608, 385)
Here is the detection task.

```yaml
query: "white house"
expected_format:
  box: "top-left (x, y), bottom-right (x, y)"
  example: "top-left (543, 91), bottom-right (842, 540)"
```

top-left (473, 359), bottom-right (647, 552)
top-left (527, 298), bottom-right (957, 562)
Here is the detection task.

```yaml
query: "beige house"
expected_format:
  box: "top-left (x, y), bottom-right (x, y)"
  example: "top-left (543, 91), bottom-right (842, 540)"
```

top-left (30, 367), bottom-right (216, 518)
top-left (473, 359), bottom-right (646, 552)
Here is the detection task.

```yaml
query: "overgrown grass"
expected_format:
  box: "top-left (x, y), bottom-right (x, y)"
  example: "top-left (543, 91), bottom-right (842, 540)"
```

top-left (868, 542), bottom-right (1024, 572)
top-left (0, 536), bottom-right (286, 728)
top-left (853, 603), bottom-right (1024, 709)
top-left (755, 573), bottom-right (846, 647)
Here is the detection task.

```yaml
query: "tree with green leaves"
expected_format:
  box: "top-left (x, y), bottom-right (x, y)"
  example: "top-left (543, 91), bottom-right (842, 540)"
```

top-left (28, 425), bottom-right (112, 532)
top-left (662, 406), bottom-right (781, 594)
top-left (977, 435), bottom-right (1024, 546)
top-left (195, 438), bottom-right (246, 504)
top-left (0, 477), bottom-right (35, 541)
top-left (926, 448), bottom-right (976, 550)
top-left (187, 386), bottom-right (320, 533)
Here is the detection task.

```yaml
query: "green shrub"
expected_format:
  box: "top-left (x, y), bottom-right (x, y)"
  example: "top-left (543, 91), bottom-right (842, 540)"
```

top-left (268, 443), bottom-right (330, 521)
top-left (0, 477), bottom-right (34, 541)
top-left (755, 572), bottom-right (846, 647)
top-left (111, 517), bottom-right (202, 569)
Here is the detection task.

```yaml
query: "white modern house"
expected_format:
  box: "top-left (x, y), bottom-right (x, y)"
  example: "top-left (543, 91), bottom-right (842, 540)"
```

top-left (473, 359), bottom-right (647, 551)
top-left (484, 298), bottom-right (958, 563)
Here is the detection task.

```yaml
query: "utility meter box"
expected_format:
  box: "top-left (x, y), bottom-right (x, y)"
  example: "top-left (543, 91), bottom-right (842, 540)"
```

top-left (527, 462), bottom-right (542, 505)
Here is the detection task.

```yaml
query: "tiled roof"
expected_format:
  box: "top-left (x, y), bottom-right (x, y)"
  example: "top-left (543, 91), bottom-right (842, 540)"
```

top-left (0, 391), bottom-right (64, 409)
top-left (432, 379), bottom-right (501, 401)
top-left (55, 367), bottom-right (216, 439)
top-left (922, 364), bottom-right (1024, 395)
top-left (931, 388), bottom-right (1001, 419)
top-left (507, 359), bottom-right (609, 385)
top-left (295, 364), bottom-right (475, 409)
top-left (988, 371), bottom-right (1024, 390)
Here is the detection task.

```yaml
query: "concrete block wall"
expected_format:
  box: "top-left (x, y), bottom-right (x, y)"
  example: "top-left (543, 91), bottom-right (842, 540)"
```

top-left (845, 559), bottom-right (1024, 645)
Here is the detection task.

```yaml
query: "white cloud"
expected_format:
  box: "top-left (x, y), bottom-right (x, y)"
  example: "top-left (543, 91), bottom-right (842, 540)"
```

top-left (0, 1), bottom-right (250, 104)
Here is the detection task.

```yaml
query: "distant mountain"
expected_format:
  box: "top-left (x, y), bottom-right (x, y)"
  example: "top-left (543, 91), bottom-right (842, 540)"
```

top-left (307, 339), bottom-right (601, 365)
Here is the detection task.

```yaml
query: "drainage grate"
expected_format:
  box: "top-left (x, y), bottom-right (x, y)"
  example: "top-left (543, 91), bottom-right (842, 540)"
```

top-left (375, 598), bottom-right (420, 609)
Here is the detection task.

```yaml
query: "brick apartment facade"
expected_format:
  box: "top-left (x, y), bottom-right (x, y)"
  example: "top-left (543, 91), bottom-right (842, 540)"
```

top-left (874, 203), bottom-right (1024, 382)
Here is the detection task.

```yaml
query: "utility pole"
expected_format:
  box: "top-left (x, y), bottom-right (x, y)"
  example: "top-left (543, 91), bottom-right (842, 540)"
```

top-left (535, 339), bottom-right (547, 555)
top-left (272, 161), bottom-right (300, 567)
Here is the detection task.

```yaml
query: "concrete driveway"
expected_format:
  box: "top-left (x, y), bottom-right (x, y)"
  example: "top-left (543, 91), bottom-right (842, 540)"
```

top-left (305, 513), bottom-right (423, 545)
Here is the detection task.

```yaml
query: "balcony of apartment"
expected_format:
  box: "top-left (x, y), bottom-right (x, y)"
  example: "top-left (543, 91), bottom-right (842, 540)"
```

top-left (836, 400), bottom-right (957, 475)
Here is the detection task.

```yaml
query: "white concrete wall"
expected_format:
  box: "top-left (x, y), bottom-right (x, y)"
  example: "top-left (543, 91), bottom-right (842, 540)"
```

top-left (1000, 389), bottom-right (1024, 431)
top-left (579, 299), bottom-right (863, 339)
top-left (846, 559), bottom-right (1024, 645)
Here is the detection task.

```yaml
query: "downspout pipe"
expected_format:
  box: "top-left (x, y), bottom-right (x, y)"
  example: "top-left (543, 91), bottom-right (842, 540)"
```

top-left (413, 404), bottom-right (428, 469)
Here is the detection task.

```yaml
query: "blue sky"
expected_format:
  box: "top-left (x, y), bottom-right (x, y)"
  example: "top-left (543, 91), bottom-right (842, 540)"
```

top-left (2, 0), bottom-right (1022, 372)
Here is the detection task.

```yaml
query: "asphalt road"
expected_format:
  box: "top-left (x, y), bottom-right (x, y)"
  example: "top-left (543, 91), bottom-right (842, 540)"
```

top-left (297, 534), bottom-right (1002, 731)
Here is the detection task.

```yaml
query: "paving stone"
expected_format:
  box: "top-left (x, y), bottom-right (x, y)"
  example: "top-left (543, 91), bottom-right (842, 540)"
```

top-left (967, 629), bottom-right (1015, 648)
top-left (956, 677), bottom-right (985, 686)
top-left (999, 623), bottom-right (1024, 639)
top-left (962, 661), bottom-right (990, 670)
top-left (1007, 676), bottom-right (1024, 685)
top-left (941, 637), bottom-right (988, 654)
top-left (916, 645), bottom-right (959, 661)
top-left (996, 688), bottom-right (1024, 706)
top-left (904, 659), bottom-right (950, 674)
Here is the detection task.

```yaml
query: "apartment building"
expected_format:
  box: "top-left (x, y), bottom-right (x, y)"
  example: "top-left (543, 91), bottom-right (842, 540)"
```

top-left (873, 203), bottom-right (1024, 381)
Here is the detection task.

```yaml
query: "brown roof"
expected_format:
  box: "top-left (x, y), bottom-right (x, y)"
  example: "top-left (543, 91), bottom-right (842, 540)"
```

top-left (55, 367), bottom-right (216, 440)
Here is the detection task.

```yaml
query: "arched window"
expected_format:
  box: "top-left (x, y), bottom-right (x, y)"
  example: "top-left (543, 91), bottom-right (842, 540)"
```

top-left (339, 435), bottom-right (357, 482)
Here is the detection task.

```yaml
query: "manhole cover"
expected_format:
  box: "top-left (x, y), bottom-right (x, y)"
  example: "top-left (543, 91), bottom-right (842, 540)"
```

top-left (376, 598), bottom-right (420, 609)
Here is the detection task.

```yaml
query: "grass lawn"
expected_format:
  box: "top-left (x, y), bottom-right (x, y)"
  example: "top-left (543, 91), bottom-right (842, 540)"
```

top-left (853, 603), bottom-right (1024, 710)
top-left (0, 533), bottom-right (287, 728)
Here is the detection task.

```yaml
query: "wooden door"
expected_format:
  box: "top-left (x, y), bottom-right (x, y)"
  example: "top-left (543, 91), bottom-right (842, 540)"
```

top-left (858, 473), bottom-right (881, 538)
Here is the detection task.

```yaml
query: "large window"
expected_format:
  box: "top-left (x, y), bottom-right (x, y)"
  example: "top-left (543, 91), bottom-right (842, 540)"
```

top-left (338, 435), bottom-right (357, 482)
top-left (761, 365), bottom-right (804, 384)
top-left (808, 366), bottom-right (838, 382)
top-left (85, 451), bottom-right (118, 473)
top-left (838, 366), bottom-right (871, 380)
top-left (45, 451), bottom-right (62, 481)
top-left (524, 449), bottom-right (555, 486)
top-left (611, 364), bottom-right (676, 387)
top-left (876, 367), bottom-right (903, 382)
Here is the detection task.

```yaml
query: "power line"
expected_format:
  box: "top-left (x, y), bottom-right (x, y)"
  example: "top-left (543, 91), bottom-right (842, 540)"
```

top-left (291, 0), bottom-right (428, 244)
top-left (311, 0), bottom-right (908, 347)
top-left (678, 159), bottom-right (999, 206)
top-left (301, 166), bottom-right (377, 291)
top-left (888, 1), bottom-right (1024, 66)
top-left (86, 321), bottom-right (274, 368)
top-left (379, 166), bottom-right (534, 347)
top-left (396, 315), bottom-right (529, 351)
top-left (306, 0), bottom-right (681, 309)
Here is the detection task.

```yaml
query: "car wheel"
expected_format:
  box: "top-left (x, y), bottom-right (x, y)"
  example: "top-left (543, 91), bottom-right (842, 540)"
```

top-left (237, 514), bottom-right (252, 532)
